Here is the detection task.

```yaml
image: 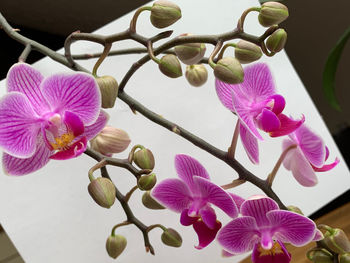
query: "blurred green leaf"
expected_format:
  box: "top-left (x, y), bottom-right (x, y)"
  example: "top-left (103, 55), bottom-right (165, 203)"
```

top-left (323, 27), bottom-right (350, 111)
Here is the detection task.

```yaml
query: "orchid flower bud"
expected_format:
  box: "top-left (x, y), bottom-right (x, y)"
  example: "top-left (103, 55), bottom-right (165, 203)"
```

top-left (258, 2), bottom-right (289, 27)
top-left (90, 126), bottom-right (131, 156)
top-left (137, 173), bottom-right (157, 191)
top-left (106, 234), bottom-right (127, 259)
top-left (214, 57), bottom-right (244, 84)
top-left (340, 254), bottom-right (350, 263)
top-left (159, 54), bottom-right (183, 78)
top-left (308, 249), bottom-right (334, 263)
top-left (287, 205), bottom-right (304, 215)
top-left (161, 228), bottom-right (182, 247)
top-left (234, 40), bottom-right (262, 64)
top-left (323, 227), bottom-right (350, 254)
top-left (174, 34), bottom-right (206, 65)
top-left (133, 148), bottom-right (155, 170)
top-left (185, 64), bottom-right (208, 87)
top-left (150, 0), bottom-right (182, 28)
top-left (266, 28), bottom-right (287, 53)
top-left (96, 76), bottom-right (119, 109)
top-left (88, 177), bottom-right (116, 208)
top-left (142, 191), bottom-right (165, 209)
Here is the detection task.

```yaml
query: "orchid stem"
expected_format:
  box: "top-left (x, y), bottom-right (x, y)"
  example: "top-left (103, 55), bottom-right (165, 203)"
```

top-left (221, 179), bottom-right (246, 190)
top-left (147, 41), bottom-right (161, 64)
top-left (147, 224), bottom-right (166, 232)
top-left (18, 44), bottom-right (32, 62)
top-left (92, 43), bottom-right (112, 77)
top-left (267, 144), bottom-right (297, 186)
top-left (227, 121), bottom-right (240, 160)
top-left (128, 144), bottom-right (144, 163)
top-left (111, 221), bottom-right (132, 236)
top-left (124, 185), bottom-right (139, 202)
top-left (129, 6), bottom-right (152, 33)
top-left (208, 41), bottom-right (223, 69)
top-left (88, 159), bottom-right (108, 182)
top-left (237, 7), bottom-right (261, 32)
top-left (217, 42), bottom-right (237, 60)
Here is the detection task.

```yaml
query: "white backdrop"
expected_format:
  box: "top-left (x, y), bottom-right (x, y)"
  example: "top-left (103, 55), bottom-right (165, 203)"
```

top-left (0, 0), bottom-right (349, 262)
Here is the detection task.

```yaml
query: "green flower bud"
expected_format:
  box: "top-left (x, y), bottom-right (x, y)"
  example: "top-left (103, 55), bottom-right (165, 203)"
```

top-left (287, 205), bottom-right (304, 215)
top-left (185, 64), bottom-right (208, 87)
top-left (137, 173), bottom-right (157, 191)
top-left (106, 234), bottom-right (127, 259)
top-left (150, 0), bottom-right (182, 29)
top-left (214, 57), bottom-right (244, 84)
top-left (340, 253), bottom-right (350, 263)
top-left (142, 191), bottom-right (165, 209)
top-left (309, 249), bottom-right (334, 263)
top-left (234, 40), bottom-right (262, 64)
top-left (133, 148), bottom-right (155, 170)
top-left (88, 177), bottom-right (116, 208)
top-left (96, 76), bottom-right (119, 109)
top-left (159, 54), bottom-right (183, 78)
top-left (161, 228), bottom-right (182, 247)
top-left (90, 126), bottom-right (131, 156)
top-left (266, 28), bottom-right (287, 53)
top-left (258, 2), bottom-right (289, 27)
top-left (324, 228), bottom-right (350, 254)
top-left (174, 34), bottom-right (206, 65)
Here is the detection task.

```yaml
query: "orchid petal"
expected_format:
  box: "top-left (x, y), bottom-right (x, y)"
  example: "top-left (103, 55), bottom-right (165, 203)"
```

top-left (222, 250), bottom-right (236, 257)
top-left (174, 154), bottom-right (209, 191)
top-left (228, 193), bottom-right (246, 211)
top-left (256, 109), bottom-right (281, 132)
top-left (268, 94), bottom-right (285, 115)
top-left (282, 138), bottom-right (297, 170)
top-left (50, 137), bottom-right (87, 160)
top-left (199, 206), bottom-right (217, 229)
top-left (0, 92), bottom-right (42, 158)
top-left (325, 146), bottom-right (330, 161)
top-left (269, 114), bottom-right (305, 137)
top-left (6, 63), bottom-right (50, 115)
top-left (217, 216), bottom-right (260, 254)
top-left (242, 63), bottom-right (276, 100)
top-left (41, 73), bottom-right (101, 125)
top-left (64, 111), bottom-right (84, 137)
top-left (267, 210), bottom-right (316, 247)
top-left (295, 125), bottom-right (325, 167)
top-left (3, 137), bottom-right (52, 176)
top-left (232, 91), bottom-right (263, 140)
top-left (193, 219), bottom-right (221, 249)
top-left (251, 241), bottom-right (291, 263)
top-left (215, 79), bottom-right (235, 111)
top-left (180, 209), bottom-right (199, 226)
top-left (284, 148), bottom-right (318, 187)
top-left (240, 197), bottom-right (279, 227)
top-left (312, 158), bottom-right (339, 172)
top-left (83, 110), bottom-right (109, 140)
top-left (240, 123), bottom-right (259, 164)
top-left (313, 229), bottom-right (324, 241)
top-left (193, 176), bottom-right (238, 218)
top-left (152, 178), bottom-right (192, 213)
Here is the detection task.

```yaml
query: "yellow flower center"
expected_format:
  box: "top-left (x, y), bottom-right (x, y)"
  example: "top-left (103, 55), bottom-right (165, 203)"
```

top-left (50, 132), bottom-right (75, 150)
top-left (258, 241), bottom-right (283, 256)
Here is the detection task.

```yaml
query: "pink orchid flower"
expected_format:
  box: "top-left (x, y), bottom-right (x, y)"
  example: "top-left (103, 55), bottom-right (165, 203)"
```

top-left (152, 154), bottom-right (238, 249)
top-left (217, 196), bottom-right (317, 263)
top-left (0, 63), bottom-right (108, 175)
top-left (215, 63), bottom-right (304, 164)
top-left (282, 124), bottom-right (339, 186)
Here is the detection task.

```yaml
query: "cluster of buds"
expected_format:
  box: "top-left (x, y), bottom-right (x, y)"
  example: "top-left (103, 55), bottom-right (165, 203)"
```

top-left (308, 225), bottom-right (350, 263)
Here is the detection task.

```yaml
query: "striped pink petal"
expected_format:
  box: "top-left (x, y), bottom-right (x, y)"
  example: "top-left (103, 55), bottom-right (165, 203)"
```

top-left (152, 178), bottom-right (192, 212)
top-left (269, 114), bottom-right (305, 137)
top-left (3, 136), bottom-right (52, 176)
top-left (0, 92), bottom-right (42, 158)
top-left (83, 110), bottom-right (109, 140)
top-left (215, 78), bottom-right (235, 111)
top-left (240, 123), bottom-right (259, 164)
top-left (199, 206), bottom-right (217, 229)
top-left (41, 72), bottom-right (101, 125)
top-left (6, 63), bottom-right (50, 115)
